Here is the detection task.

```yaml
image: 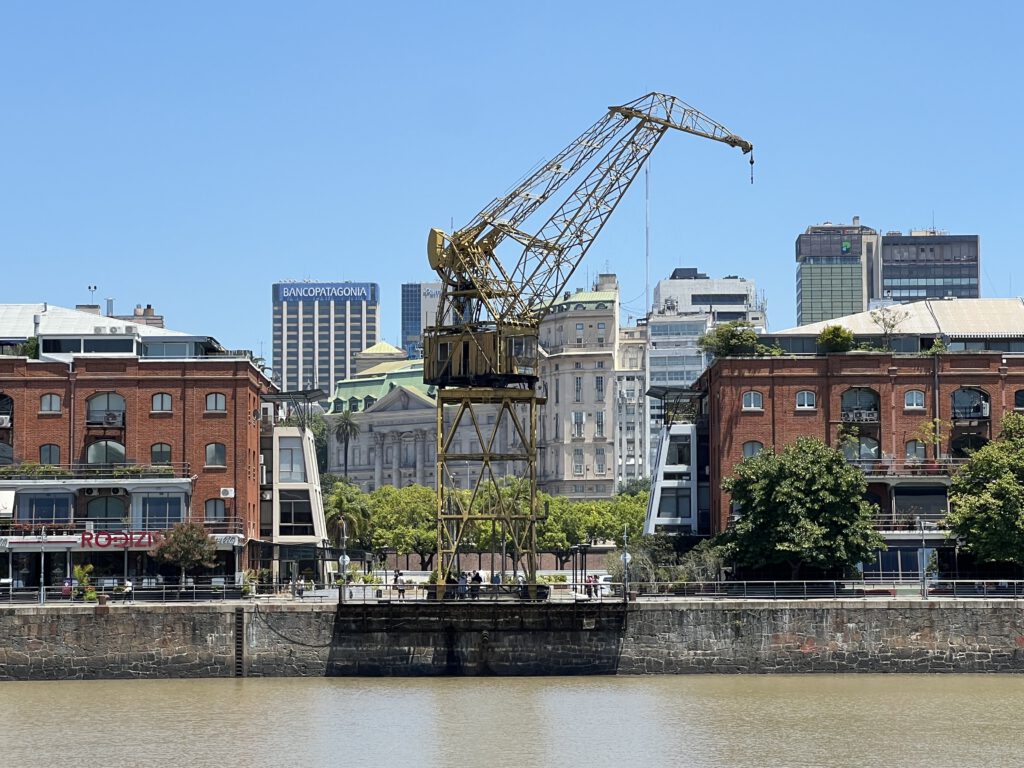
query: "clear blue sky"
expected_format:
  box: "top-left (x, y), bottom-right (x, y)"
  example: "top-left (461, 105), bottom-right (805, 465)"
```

top-left (2, 2), bottom-right (1022, 355)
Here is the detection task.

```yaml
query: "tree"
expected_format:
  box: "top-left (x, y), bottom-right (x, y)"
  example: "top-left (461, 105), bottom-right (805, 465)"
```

top-left (333, 411), bottom-right (361, 480)
top-left (870, 306), bottom-right (910, 350)
top-left (536, 496), bottom-right (607, 569)
top-left (325, 480), bottom-right (373, 550)
top-left (618, 477), bottom-right (650, 496)
top-left (150, 522), bottom-right (218, 587)
top-left (816, 325), bottom-right (856, 353)
top-left (697, 321), bottom-right (759, 357)
top-left (720, 437), bottom-right (885, 578)
top-left (911, 418), bottom-right (952, 459)
top-left (368, 484), bottom-right (437, 570)
top-left (946, 412), bottom-right (1024, 565)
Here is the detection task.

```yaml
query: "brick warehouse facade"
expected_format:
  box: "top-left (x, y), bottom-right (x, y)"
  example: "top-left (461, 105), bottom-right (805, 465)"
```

top-left (0, 353), bottom-right (272, 586)
top-left (696, 352), bottom-right (1024, 543)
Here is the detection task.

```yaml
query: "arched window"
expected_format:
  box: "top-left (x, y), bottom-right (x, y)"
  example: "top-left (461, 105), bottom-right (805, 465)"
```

top-left (742, 391), bottom-right (763, 410)
top-left (40, 444), bottom-right (60, 464)
top-left (151, 393), bottom-right (172, 412)
top-left (205, 393), bottom-right (227, 412)
top-left (87, 440), bottom-right (125, 465)
top-left (86, 392), bottom-right (125, 426)
top-left (742, 441), bottom-right (764, 458)
top-left (85, 496), bottom-right (127, 531)
top-left (905, 440), bottom-right (926, 461)
top-left (796, 390), bottom-right (816, 410)
top-left (40, 394), bottom-right (61, 413)
top-left (205, 498), bottom-right (226, 522)
top-left (151, 443), bottom-right (172, 464)
top-left (841, 388), bottom-right (880, 423)
top-left (205, 442), bottom-right (226, 467)
top-left (905, 390), bottom-right (925, 410)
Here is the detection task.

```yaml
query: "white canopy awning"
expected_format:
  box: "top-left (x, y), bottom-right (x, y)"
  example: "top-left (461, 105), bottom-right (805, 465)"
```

top-left (0, 488), bottom-right (14, 519)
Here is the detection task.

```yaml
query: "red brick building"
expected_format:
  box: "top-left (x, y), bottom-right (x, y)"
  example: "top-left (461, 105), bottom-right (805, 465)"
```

top-left (689, 351), bottom-right (1024, 578)
top-left (0, 304), bottom-right (272, 590)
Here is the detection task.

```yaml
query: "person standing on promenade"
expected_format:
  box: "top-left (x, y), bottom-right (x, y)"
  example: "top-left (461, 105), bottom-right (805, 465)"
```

top-left (123, 578), bottom-right (133, 604)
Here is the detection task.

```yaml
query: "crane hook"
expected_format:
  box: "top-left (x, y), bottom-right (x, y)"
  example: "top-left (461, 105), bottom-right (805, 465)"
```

top-left (749, 152), bottom-right (755, 185)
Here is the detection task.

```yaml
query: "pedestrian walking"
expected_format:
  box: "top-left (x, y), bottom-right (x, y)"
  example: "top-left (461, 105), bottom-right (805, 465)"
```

top-left (395, 570), bottom-right (406, 601)
top-left (123, 578), bottom-right (133, 604)
top-left (470, 570), bottom-right (482, 600)
top-left (490, 571), bottom-right (501, 600)
top-left (457, 572), bottom-right (468, 600)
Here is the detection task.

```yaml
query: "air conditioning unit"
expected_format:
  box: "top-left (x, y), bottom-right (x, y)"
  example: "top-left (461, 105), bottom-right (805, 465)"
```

top-left (260, 490), bottom-right (273, 501)
top-left (108, 326), bottom-right (121, 334)
top-left (109, 488), bottom-right (126, 496)
top-left (83, 488), bottom-right (98, 496)
top-left (259, 454), bottom-right (265, 464)
top-left (220, 487), bottom-right (236, 499)
top-left (94, 326), bottom-right (106, 334)
top-left (85, 521), bottom-right (94, 532)
top-left (0, 415), bottom-right (10, 428)
top-left (103, 411), bottom-right (121, 426)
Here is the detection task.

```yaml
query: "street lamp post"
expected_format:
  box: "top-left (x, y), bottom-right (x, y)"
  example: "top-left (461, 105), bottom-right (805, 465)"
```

top-left (918, 516), bottom-right (928, 601)
top-left (39, 527), bottom-right (47, 605)
top-left (338, 517), bottom-right (349, 605)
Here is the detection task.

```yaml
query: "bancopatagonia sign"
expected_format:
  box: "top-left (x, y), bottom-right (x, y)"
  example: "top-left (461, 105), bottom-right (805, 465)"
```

top-left (276, 282), bottom-right (378, 302)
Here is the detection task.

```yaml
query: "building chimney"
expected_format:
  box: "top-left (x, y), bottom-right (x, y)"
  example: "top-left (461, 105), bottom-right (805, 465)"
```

top-left (105, 298), bottom-right (114, 317)
top-left (144, 304), bottom-right (155, 317)
top-left (852, 215), bottom-right (860, 227)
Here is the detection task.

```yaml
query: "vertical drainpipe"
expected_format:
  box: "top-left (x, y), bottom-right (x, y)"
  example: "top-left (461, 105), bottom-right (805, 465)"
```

top-left (933, 352), bottom-right (941, 458)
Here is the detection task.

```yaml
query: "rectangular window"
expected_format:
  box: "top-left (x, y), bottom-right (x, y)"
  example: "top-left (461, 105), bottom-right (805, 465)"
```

top-left (595, 376), bottom-right (604, 401)
top-left (573, 449), bottom-right (584, 476)
top-left (572, 411), bottom-right (586, 438)
top-left (595, 411), bottom-right (605, 438)
top-left (141, 495), bottom-right (184, 529)
top-left (657, 487), bottom-right (692, 518)
top-left (575, 376), bottom-right (583, 402)
top-left (278, 437), bottom-right (307, 482)
top-left (17, 493), bottom-right (72, 524)
top-left (595, 447), bottom-right (606, 474)
top-left (279, 490), bottom-right (315, 536)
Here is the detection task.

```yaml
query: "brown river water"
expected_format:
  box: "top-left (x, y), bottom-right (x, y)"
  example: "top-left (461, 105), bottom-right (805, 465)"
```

top-left (1, 675), bottom-right (1020, 768)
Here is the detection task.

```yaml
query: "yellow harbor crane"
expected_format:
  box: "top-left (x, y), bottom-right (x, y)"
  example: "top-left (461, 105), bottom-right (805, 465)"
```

top-left (422, 93), bottom-right (752, 591)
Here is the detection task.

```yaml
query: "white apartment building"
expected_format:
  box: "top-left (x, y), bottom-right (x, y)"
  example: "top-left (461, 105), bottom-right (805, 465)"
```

top-left (537, 275), bottom-right (620, 498)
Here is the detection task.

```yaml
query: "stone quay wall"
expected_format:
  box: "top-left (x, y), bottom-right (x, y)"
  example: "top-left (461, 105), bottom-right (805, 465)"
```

top-left (3, 599), bottom-right (1024, 680)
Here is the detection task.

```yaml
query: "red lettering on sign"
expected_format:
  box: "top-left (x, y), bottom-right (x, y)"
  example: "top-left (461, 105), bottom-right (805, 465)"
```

top-left (81, 531), bottom-right (94, 548)
top-left (95, 531), bottom-right (111, 548)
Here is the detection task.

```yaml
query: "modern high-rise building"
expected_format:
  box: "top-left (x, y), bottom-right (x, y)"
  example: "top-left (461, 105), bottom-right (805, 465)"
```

top-left (795, 217), bottom-right (881, 325)
top-left (271, 281), bottom-right (380, 394)
top-left (880, 230), bottom-right (980, 302)
top-left (400, 282), bottom-right (442, 357)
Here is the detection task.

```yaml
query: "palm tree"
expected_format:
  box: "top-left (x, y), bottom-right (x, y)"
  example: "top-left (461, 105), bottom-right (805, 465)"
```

top-left (325, 481), bottom-right (372, 550)
top-left (334, 411), bottom-right (361, 480)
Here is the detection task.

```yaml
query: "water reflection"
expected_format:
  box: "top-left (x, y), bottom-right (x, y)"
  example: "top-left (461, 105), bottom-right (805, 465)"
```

top-left (2, 676), bottom-right (1019, 768)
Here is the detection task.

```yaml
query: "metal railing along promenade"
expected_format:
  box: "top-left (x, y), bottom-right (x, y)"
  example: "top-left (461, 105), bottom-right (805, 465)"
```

top-left (8, 579), bottom-right (1024, 605)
